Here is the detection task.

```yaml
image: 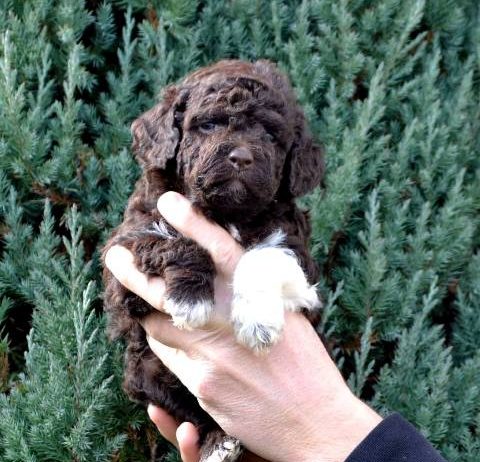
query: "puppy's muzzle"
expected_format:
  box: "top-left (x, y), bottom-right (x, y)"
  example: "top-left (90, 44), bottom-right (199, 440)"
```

top-left (228, 147), bottom-right (253, 171)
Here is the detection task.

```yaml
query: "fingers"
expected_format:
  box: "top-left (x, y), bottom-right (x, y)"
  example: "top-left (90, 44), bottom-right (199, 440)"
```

top-left (105, 245), bottom-right (166, 311)
top-left (146, 332), bottom-right (209, 397)
top-left (141, 311), bottom-right (198, 349)
top-left (158, 192), bottom-right (244, 276)
top-left (177, 422), bottom-right (200, 462)
top-left (148, 405), bottom-right (200, 462)
top-left (147, 405), bottom-right (179, 445)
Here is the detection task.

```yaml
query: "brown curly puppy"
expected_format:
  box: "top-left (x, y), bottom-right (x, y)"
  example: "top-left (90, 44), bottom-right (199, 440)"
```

top-left (102, 60), bottom-right (324, 461)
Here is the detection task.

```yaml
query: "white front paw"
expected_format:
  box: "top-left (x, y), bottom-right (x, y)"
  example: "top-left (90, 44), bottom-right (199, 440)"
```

top-left (231, 231), bottom-right (321, 352)
top-left (164, 298), bottom-right (213, 329)
top-left (282, 279), bottom-right (320, 312)
top-left (231, 292), bottom-right (285, 352)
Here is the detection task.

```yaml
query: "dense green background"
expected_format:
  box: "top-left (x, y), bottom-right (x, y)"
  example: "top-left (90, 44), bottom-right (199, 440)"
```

top-left (0, 1), bottom-right (479, 460)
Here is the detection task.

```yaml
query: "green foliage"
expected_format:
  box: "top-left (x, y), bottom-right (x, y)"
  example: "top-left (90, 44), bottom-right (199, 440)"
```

top-left (0, 206), bottom-right (130, 461)
top-left (0, 0), bottom-right (479, 460)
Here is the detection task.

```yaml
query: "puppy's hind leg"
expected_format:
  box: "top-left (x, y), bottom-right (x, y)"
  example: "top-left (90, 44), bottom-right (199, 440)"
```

top-left (199, 431), bottom-right (242, 462)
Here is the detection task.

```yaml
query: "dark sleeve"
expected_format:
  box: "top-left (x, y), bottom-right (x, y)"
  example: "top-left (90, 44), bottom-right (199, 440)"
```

top-left (345, 413), bottom-right (447, 462)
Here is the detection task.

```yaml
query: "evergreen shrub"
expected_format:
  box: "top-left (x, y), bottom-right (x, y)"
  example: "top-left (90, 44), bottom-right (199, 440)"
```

top-left (0, 1), bottom-right (478, 460)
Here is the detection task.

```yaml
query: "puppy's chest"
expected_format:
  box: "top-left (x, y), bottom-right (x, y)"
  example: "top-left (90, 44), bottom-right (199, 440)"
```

top-left (147, 212), bottom-right (269, 248)
top-left (226, 223), bottom-right (244, 244)
top-left (224, 222), bottom-right (274, 248)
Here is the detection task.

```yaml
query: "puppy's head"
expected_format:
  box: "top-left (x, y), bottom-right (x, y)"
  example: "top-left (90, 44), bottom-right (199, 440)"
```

top-left (131, 60), bottom-right (324, 218)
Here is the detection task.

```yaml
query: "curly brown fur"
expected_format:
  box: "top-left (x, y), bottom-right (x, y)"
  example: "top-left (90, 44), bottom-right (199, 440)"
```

top-left (102, 60), bottom-right (324, 460)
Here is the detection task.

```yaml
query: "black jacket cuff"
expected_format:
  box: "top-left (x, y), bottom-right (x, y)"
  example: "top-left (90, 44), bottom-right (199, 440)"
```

top-left (345, 413), bottom-right (447, 462)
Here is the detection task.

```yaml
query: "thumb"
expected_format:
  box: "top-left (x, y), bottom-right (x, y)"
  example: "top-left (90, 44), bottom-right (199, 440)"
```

top-left (157, 192), bottom-right (243, 276)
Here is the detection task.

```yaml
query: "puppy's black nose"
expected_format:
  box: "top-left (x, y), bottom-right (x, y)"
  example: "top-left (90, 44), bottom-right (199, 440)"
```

top-left (228, 147), bottom-right (253, 170)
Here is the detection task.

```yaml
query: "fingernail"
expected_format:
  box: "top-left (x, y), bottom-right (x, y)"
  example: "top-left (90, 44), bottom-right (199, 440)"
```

top-left (157, 191), bottom-right (183, 213)
top-left (147, 403), bottom-right (158, 421)
top-left (158, 192), bottom-right (192, 226)
top-left (104, 245), bottom-right (133, 271)
top-left (147, 403), bottom-right (154, 416)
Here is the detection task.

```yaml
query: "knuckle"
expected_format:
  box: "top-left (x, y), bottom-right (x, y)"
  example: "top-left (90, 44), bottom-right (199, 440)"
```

top-left (215, 243), bottom-right (242, 274)
top-left (177, 202), bottom-right (199, 231)
top-left (192, 368), bottom-right (217, 402)
top-left (180, 210), bottom-right (197, 232)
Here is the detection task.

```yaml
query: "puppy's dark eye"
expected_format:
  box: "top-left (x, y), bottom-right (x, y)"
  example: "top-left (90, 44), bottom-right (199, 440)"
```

top-left (265, 132), bottom-right (276, 143)
top-left (199, 122), bottom-right (221, 134)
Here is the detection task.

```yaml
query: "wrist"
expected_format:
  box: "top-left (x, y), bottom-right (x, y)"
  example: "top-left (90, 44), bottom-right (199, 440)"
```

top-left (300, 393), bottom-right (383, 462)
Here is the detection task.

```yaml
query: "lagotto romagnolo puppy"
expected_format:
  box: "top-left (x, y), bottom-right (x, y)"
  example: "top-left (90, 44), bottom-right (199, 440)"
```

top-left (102, 60), bottom-right (325, 462)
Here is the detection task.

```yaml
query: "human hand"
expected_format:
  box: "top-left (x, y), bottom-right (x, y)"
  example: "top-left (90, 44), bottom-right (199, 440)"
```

top-left (105, 192), bottom-right (382, 462)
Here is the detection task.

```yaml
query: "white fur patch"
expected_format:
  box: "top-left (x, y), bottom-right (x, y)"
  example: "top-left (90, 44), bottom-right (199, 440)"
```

top-left (149, 221), bottom-right (176, 239)
top-left (227, 224), bottom-right (242, 243)
top-left (203, 437), bottom-right (242, 462)
top-left (231, 230), bottom-right (320, 352)
top-left (163, 298), bottom-right (213, 329)
top-left (254, 228), bottom-right (286, 249)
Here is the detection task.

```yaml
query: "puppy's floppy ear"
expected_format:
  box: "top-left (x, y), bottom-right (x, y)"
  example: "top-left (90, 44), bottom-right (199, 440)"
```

top-left (285, 108), bottom-right (325, 198)
top-left (131, 85), bottom-right (188, 169)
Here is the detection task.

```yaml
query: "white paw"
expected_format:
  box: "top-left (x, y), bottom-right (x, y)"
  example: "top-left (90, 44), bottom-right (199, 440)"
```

top-left (232, 292), bottom-right (285, 352)
top-left (282, 279), bottom-right (320, 312)
top-left (204, 437), bottom-right (242, 462)
top-left (163, 298), bottom-right (213, 329)
top-left (231, 231), bottom-right (321, 351)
